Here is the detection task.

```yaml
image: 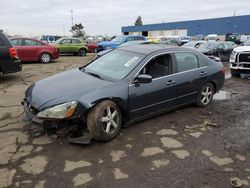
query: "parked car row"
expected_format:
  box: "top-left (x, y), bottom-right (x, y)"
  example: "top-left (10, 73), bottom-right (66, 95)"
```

top-left (1, 30), bottom-right (249, 77)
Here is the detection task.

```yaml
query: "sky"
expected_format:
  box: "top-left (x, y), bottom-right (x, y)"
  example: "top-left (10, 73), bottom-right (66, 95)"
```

top-left (0, 0), bottom-right (250, 37)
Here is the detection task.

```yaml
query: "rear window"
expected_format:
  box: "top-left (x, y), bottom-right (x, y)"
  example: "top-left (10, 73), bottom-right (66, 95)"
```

top-left (175, 52), bottom-right (199, 72)
top-left (24, 39), bottom-right (38, 46)
top-left (11, 39), bottom-right (22, 46)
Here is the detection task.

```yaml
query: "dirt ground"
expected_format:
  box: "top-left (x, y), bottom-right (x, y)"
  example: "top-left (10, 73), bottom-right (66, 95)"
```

top-left (0, 55), bottom-right (250, 188)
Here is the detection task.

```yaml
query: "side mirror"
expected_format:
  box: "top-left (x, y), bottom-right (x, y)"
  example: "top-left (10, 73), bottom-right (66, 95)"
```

top-left (135, 74), bottom-right (152, 84)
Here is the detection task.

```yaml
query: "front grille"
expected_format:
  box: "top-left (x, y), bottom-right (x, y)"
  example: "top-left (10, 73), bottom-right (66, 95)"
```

top-left (239, 54), bottom-right (250, 62)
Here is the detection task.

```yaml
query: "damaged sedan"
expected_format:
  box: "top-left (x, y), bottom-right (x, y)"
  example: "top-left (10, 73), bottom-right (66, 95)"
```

top-left (22, 45), bottom-right (225, 144)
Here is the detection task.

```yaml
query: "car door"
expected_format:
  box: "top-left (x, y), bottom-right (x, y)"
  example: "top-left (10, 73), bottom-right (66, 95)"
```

top-left (217, 43), bottom-right (226, 61)
top-left (11, 39), bottom-right (25, 61)
top-left (58, 39), bottom-right (71, 53)
top-left (71, 39), bottom-right (83, 53)
top-left (224, 43), bottom-right (234, 61)
top-left (174, 52), bottom-right (208, 106)
top-left (128, 53), bottom-right (178, 121)
top-left (20, 39), bottom-right (40, 61)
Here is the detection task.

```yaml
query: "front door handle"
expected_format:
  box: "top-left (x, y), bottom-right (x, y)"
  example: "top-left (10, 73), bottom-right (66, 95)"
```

top-left (166, 80), bottom-right (176, 86)
top-left (200, 71), bottom-right (207, 76)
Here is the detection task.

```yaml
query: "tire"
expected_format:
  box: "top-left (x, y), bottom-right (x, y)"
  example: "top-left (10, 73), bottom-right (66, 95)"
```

top-left (87, 100), bottom-right (122, 142)
top-left (40, 53), bottom-right (51, 63)
top-left (78, 48), bottom-right (87, 56)
top-left (196, 83), bottom-right (214, 107)
top-left (230, 69), bottom-right (240, 77)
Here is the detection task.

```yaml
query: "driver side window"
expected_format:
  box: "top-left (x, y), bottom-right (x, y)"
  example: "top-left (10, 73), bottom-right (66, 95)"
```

top-left (140, 54), bottom-right (172, 79)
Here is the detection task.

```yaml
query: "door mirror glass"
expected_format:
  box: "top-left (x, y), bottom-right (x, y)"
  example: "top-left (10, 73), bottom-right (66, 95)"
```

top-left (135, 74), bottom-right (152, 84)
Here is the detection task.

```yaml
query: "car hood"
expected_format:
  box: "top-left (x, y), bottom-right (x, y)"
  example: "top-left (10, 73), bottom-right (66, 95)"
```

top-left (233, 46), bottom-right (250, 53)
top-left (25, 68), bottom-right (112, 110)
top-left (98, 41), bottom-right (121, 46)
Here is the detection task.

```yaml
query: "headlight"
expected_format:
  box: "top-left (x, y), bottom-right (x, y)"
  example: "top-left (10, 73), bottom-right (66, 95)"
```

top-left (37, 101), bottom-right (78, 119)
top-left (230, 51), bottom-right (237, 61)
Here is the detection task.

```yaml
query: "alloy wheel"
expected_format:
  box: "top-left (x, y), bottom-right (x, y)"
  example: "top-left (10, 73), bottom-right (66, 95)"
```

top-left (201, 86), bottom-right (213, 105)
top-left (101, 106), bottom-right (118, 134)
top-left (41, 53), bottom-right (51, 63)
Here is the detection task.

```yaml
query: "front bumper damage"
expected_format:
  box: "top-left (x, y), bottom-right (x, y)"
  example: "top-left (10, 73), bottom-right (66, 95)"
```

top-left (230, 51), bottom-right (250, 72)
top-left (21, 99), bottom-right (92, 144)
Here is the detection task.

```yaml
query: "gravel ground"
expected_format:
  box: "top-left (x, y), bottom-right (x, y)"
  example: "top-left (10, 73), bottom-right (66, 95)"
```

top-left (0, 55), bottom-right (250, 188)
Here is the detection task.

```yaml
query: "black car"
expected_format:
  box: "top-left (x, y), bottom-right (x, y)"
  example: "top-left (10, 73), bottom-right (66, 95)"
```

top-left (197, 41), bottom-right (237, 62)
top-left (23, 45), bottom-right (225, 143)
top-left (0, 31), bottom-right (22, 75)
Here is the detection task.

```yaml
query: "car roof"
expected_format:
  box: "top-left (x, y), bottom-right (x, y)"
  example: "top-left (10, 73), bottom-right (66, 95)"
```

top-left (118, 44), bottom-right (194, 55)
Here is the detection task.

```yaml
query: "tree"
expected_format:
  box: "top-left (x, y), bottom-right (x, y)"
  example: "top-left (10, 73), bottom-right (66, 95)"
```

top-left (135, 16), bottom-right (143, 26)
top-left (70, 23), bottom-right (85, 37)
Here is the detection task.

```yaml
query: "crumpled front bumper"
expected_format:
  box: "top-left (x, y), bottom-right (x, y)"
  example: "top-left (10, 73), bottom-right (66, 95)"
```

top-left (22, 100), bottom-right (44, 125)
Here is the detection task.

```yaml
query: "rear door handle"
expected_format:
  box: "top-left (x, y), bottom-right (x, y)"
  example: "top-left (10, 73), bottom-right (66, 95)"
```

top-left (200, 71), bottom-right (207, 76)
top-left (166, 80), bottom-right (176, 86)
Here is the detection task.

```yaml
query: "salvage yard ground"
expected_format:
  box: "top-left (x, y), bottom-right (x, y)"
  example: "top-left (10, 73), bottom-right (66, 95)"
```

top-left (0, 55), bottom-right (250, 187)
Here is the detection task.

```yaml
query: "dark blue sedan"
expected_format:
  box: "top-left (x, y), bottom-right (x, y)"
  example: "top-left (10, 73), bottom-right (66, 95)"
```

top-left (23, 45), bottom-right (225, 143)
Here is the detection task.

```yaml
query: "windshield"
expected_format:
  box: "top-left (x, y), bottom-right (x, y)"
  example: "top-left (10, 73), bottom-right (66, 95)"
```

top-left (199, 42), bottom-right (217, 49)
top-left (112, 36), bottom-right (125, 43)
top-left (84, 49), bottom-right (144, 81)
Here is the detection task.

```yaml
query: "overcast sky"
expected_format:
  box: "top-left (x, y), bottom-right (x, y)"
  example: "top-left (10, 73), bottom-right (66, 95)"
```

top-left (0, 0), bottom-right (250, 37)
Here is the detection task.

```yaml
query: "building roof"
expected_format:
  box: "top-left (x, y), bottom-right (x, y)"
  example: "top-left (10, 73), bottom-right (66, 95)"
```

top-left (121, 15), bottom-right (250, 36)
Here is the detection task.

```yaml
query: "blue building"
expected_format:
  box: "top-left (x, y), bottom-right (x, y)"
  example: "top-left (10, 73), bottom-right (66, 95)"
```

top-left (121, 15), bottom-right (250, 38)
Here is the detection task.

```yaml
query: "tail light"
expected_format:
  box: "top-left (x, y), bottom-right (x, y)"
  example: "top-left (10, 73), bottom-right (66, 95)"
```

top-left (9, 47), bottom-right (18, 59)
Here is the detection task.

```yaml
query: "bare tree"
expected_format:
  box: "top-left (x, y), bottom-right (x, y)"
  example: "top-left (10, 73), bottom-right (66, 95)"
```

top-left (70, 23), bottom-right (86, 37)
top-left (135, 16), bottom-right (143, 26)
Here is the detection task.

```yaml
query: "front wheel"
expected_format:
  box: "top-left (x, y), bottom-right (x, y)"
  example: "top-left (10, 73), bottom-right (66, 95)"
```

top-left (78, 49), bottom-right (87, 56)
top-left (40, 53), bottom-right (51, 63)
top-left (196, 83), bottom-right (214, 107)
top-left (87, 100), bottom-right (122, 142)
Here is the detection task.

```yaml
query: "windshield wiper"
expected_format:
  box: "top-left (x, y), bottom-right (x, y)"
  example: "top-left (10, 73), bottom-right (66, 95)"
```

top-left (86, 71), bottom-right (103, 80)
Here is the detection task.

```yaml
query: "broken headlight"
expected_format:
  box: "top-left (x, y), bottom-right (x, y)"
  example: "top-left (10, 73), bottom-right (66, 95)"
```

top-left (37, 101), bottom-right (78, 119)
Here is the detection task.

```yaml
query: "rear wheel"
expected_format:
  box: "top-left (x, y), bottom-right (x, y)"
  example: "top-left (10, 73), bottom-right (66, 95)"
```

top-left (87, 100), bottom-right (122, 142)
top-left (78, 49), bottom-right (87, 56)
top-left (40, 53), bottom-right (51, 63)
top-left (196, 83), bottom-right (214, 107)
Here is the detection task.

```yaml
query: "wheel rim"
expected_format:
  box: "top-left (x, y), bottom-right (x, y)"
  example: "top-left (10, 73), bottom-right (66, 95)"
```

top-left (101, 106), bottom-right (119, 134)
top-left (201, 86), bottom-right (213, 105)
top-left (41, 54), bottom-right (50, 63)
top-left (79, 50), bottom-right (85, 56)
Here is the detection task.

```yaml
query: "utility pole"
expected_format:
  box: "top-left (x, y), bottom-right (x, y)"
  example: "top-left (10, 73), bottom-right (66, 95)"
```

top-left (70, 10), bottom-right (74, 26)
top-left (63, 24), bottom-right (65, 36)
top-left (233, 9), bottom-right (236, 17)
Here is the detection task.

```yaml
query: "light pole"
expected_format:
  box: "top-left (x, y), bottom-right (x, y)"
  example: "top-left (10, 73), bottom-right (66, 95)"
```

top-left (70, 10), bottom-right (74, 27)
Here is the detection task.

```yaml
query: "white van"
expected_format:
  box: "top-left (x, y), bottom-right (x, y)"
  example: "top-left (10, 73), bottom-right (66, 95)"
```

top-left (207, 34), bottom-right (218, 42)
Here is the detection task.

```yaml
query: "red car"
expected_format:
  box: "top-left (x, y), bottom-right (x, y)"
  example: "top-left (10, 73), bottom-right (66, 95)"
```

top-left (10, 38), bottom-right (59, 63)
top-left (86, 41), bottom-right (98, 53)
